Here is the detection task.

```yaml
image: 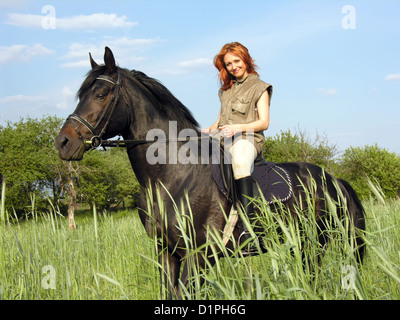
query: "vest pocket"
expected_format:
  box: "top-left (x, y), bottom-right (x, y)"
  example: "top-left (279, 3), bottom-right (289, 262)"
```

top-left (231, 98), bottom-right (249, 115)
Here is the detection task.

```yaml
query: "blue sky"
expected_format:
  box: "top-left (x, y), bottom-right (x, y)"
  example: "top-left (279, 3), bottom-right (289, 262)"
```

top-left (1, 0), bottom-right (399, 154)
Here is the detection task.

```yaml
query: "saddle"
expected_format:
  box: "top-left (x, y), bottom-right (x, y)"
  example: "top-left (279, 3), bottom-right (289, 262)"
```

top-left (210, 145), bottom-right (293, 246)
top-left (211, 146), bottom-right (293, 206)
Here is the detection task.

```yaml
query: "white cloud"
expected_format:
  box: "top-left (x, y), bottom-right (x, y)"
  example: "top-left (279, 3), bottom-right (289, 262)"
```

top-left (0, 95), bottom-right (51, 123)
top-left (0, 86), bottom-right (77, 123)
top-left (161, 58), bottom-right (213, 75)
top-left (60, 60), bottom-right (92, 69)
top-left (107, 37), bottom-right (160, 48)
top-left (4, 13), bottom-right (42, 28)
top-left (317, 88), bottom-right (338, 97)
top-left (384, 73), bottom-right (400, 81)
top-left (5, 12), bottom-right (137, 30)
top-left (60, 43), bottom-right (101, 61)
top-left (0, 43), bottom-right (54, 65)
top-left (60, 37), bottom-right (163, 68)
top-left (0, 95), bottom-right (49, 105)
top-left (176, 58), bottom-right (212, 69)
top-left (56, 86), bottom-right (75, 110)
top-left (58, 13), bottom-right (137, 30)
top-left (0, 0), bottom-right (27, 9)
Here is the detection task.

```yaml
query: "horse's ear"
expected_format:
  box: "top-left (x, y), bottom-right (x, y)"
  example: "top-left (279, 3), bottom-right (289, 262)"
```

top-left (89, 53), bottom-right (99, 69)
top-left (104, 46), bottom-right (117, 73)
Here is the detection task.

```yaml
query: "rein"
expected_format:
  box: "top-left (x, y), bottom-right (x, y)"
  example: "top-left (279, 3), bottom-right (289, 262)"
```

top-left (97, 136), bottom-right (210, 148)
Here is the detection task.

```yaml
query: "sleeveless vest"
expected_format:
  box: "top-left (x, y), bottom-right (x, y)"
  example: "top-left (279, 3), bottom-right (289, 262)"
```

top-left (218, 74), bottom-right (273, 154)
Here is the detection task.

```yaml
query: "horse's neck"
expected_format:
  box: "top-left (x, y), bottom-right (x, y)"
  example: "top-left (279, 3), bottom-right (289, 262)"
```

top-left (125, 131), bottom-right (209, 191)
top-left (123, 97), bottom-right (201, 188)
top-left (126, 146), bottom-right (201, 190)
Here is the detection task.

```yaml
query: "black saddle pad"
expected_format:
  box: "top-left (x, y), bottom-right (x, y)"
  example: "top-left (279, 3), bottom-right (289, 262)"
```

top-left (211, 162), bottom-right (293, 205)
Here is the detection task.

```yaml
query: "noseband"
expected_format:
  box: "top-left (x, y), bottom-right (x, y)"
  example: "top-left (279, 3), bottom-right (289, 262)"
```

top-left (67, 71), bottom-right (121, 148)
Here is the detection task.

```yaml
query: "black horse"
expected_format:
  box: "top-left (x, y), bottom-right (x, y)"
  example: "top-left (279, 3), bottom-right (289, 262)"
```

top-left (55, 47), bottom-right (365, 298)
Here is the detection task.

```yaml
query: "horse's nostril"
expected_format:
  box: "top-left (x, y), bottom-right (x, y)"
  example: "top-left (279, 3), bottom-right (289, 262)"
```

top-left (56, 135), bottom-right (69, 150)
top-left (61, 137), bottom-right (69, 148)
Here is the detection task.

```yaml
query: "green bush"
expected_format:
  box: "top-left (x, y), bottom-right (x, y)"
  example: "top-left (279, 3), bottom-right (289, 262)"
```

top-left (263, 129), bottom-right (338, 172)
top-left (0, 116), bottom-right (63, 213)
top-left (80, 148), bottom-right (140, 210)
top-left (337, 144), bottom-right (400, 199)
top-left (0, 117), bottom-right (140, 214)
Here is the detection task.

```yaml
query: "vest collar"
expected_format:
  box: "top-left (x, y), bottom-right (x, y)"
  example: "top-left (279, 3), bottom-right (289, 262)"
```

top-left (233, 73), bottom-right (254, 85)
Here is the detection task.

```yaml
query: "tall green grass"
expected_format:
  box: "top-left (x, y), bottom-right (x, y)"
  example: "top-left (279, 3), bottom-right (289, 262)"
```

top-left (0, 204), bottom-right (159, 299)
top-left (1, 180), bottom-right (400, 300)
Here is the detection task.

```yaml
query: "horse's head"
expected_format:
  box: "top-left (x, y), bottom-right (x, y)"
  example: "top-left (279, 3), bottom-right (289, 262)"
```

top-left (56, 47), bottom-right (127, 161)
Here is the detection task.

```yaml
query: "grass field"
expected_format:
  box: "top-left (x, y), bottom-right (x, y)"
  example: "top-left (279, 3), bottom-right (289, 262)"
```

top-left (1, 185), bottom-right (400, 300)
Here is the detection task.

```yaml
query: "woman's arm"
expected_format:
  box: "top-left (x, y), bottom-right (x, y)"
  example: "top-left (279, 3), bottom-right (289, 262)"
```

top-left (219, 90), bottom-right (270, 137)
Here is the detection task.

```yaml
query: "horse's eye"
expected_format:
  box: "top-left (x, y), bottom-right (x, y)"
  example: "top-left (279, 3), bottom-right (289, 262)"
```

top-left (96, 93), bottom-right (106, 100)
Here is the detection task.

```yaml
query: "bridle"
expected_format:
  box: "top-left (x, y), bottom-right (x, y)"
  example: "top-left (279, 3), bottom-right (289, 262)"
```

top-left (67, 70), bottom-right (212, 150)
top-left (67, 71), bottom-right (122, 149)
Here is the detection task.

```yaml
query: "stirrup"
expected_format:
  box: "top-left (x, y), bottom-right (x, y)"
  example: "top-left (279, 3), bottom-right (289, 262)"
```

top-left (238, 230), bottom-right (259, 256)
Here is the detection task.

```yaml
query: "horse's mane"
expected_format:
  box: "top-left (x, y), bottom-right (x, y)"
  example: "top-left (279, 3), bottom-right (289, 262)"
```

top-left (77, 66), bottom-right (200, 131)
top-left (127, 69), bottom-right (200, 130)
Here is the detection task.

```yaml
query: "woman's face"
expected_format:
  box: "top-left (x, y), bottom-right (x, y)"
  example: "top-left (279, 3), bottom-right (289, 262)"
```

top-left (223, 52), bottom-right (248, 81)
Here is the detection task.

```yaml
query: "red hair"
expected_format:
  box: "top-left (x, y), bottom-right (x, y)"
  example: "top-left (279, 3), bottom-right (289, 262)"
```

top-left (214, 42), bottom-right (259, 91)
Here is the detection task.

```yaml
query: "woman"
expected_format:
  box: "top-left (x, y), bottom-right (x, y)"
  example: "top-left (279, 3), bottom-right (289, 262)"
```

top-left (202, 42), bottom-right (273, 249)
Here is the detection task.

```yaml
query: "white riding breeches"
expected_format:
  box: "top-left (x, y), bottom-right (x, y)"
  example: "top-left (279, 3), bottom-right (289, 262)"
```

top-left (228, 139), bottom-right (258, 180)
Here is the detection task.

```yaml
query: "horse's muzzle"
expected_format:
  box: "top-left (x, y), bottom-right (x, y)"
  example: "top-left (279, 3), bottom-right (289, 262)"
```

top-left (55, 132), bottom-right (86, 161)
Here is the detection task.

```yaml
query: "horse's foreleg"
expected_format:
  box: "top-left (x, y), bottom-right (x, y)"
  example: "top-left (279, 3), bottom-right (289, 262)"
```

top-left (158, 249), bottom-right (181, 299)
top-left (177, 255), bottom-right (209, 299)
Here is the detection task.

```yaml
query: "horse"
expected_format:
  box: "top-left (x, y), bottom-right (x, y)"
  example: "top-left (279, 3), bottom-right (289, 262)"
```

top-left (55, 47), bottom-right (366, 298)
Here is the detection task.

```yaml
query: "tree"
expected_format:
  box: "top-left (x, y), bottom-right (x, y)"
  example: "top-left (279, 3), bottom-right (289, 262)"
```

top-left (263, 128), bottom-right (338, 172)
top-left (78, 148), bottom-right (140, 210)
top-left (337, 144), bottom-right (400, 199)
top-left (0, 116), bottom-right (64, 213)
top-left (0, 116), bottom-right (140, 215)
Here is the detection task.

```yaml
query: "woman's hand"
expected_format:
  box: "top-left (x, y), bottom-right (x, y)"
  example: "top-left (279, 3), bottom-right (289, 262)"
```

top-left (219, 124), bottom-right (241, 137)
top-left (201, 127), bottom-right (219, 135)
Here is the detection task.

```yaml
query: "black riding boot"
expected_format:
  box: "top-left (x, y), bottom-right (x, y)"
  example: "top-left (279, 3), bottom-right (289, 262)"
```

top-left (235, 176), bottom-right (258, 254)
